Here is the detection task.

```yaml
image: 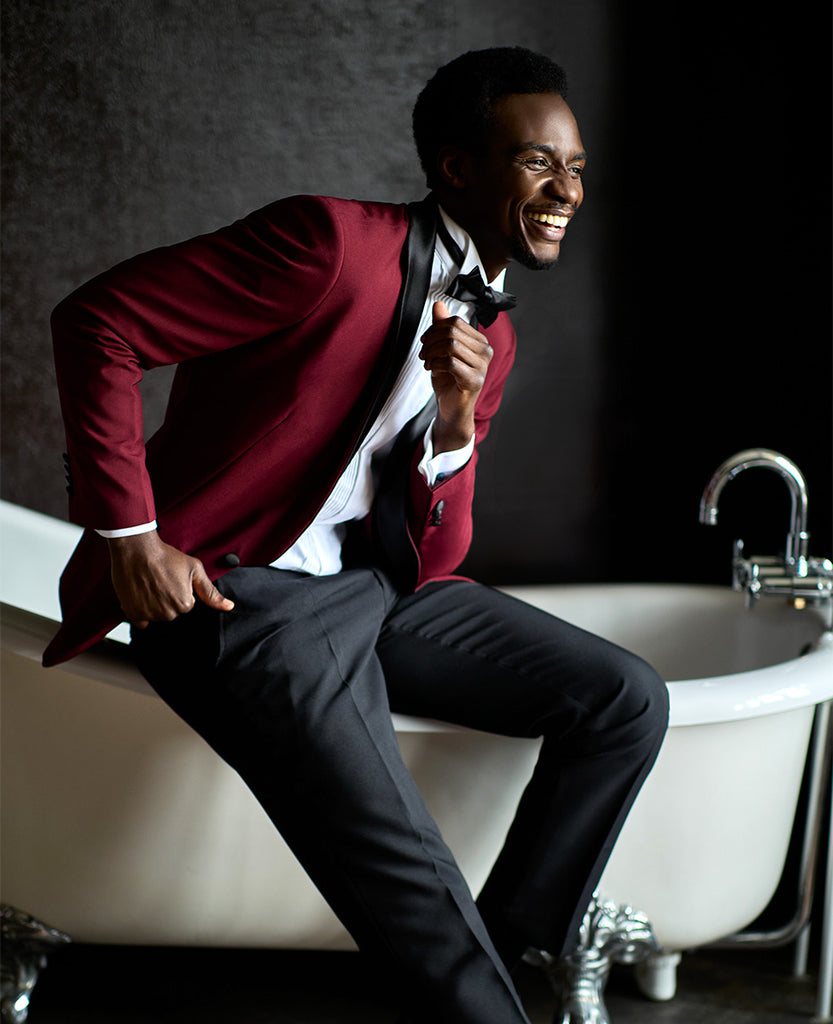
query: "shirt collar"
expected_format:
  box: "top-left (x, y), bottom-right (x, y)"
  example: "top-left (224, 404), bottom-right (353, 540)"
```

top-left (437, 206), bottom-right (507, 292)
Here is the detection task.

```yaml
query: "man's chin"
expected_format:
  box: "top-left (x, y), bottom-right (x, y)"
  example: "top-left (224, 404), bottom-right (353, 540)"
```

top-left (511, 239), bottom-right (559, 271)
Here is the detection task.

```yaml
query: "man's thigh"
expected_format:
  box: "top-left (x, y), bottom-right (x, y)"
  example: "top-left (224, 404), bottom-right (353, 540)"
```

top-left (131, 566), bottom-right (399, 768)
top-left (378, 580), bottom-right (665, 743)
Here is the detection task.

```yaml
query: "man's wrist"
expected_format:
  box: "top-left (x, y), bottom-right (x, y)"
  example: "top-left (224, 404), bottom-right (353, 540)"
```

top-left (419, 418), bottom-right (474, 486)
top-left (105, 528), bottom-right (163, 560)
top-left (431, 413), bottom-right (475, 456)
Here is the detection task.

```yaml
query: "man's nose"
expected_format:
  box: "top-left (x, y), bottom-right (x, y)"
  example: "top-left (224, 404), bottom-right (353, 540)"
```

top-left (545, 170), bottom-right (582, 207)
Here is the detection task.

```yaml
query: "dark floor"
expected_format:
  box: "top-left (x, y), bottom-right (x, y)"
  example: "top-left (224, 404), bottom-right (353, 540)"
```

top-left (23, 941), bottom-right (825, 1023)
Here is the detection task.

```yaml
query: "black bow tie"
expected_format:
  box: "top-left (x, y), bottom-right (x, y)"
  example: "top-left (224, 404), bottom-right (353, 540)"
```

top-left (434, 208), bottom-right (516, 327)
top-left (447, 268), bottom-right (517, 328)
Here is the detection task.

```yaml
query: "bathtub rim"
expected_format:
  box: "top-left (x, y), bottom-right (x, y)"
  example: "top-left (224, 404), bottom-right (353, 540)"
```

top-left (2, 499), bottom-right (832, 729)
top-left (4, 589), bottom-right (832, 729)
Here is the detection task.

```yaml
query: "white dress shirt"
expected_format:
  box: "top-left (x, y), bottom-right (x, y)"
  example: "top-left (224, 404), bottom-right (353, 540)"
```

top-left (98, 207), bottom-right (507, 577)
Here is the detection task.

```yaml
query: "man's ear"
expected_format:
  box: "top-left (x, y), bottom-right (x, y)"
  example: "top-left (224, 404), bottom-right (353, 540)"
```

top-left (436, 145), bottom-right (471, 190)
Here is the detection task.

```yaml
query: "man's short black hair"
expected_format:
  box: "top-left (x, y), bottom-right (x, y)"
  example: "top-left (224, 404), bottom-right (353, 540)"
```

top-left (413, 46), bottom-right (569, 189)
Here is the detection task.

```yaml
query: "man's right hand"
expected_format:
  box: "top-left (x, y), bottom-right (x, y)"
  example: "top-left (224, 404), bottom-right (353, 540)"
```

top-left (106, 530), bottom-right (235, 628)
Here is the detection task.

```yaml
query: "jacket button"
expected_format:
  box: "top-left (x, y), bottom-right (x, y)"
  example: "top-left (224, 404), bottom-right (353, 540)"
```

top-left (430, 500), bottom-right (445, 526)
top-left (220, 552), bottom-right (241, 568)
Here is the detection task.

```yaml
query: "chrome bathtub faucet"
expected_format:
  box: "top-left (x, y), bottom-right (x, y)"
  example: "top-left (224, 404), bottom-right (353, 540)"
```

top-left (699, 448), bottom-right (833, 626)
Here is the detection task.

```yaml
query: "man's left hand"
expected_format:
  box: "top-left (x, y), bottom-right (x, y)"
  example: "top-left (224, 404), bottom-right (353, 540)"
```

top-left (419, 300), bottom-right (493, 454)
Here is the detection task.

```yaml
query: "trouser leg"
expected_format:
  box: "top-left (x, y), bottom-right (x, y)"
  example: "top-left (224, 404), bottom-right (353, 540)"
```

top-left (130, 567), bottom-right (529, 1024)
top-left (377, 580), bottom-right (669, 962)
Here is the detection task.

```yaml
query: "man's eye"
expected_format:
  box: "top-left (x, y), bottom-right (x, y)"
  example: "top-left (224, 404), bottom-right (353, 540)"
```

top-left (569, 165), bottom-right (585, 178)
top-left (524, 158), bottom-right (550, 170)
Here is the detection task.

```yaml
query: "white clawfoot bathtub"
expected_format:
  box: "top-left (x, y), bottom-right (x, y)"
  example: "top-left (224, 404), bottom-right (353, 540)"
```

top-left (2, 500), bottom-right (832, 974)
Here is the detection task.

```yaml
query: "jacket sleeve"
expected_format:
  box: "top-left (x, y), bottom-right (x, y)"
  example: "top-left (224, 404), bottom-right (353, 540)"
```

top-left (52, 196), bottom-right (344, 531)
top-left (406, 316), bottom-right (517, 585)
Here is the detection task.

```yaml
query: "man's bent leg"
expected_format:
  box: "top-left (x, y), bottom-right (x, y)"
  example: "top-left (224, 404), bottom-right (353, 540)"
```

top-left (378, 580), bottom-right (669, 965)
top-left (130, 567), bottom-right (529, 1023)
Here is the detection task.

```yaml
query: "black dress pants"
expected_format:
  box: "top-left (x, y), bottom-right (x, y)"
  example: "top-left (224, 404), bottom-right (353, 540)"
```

top-left (131, 566), bottom-right (668, 1023)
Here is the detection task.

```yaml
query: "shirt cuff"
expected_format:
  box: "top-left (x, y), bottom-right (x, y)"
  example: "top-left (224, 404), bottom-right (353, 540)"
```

top-left (417, 418), bottom-right (474, 487)
top-left (95, 520), bottom-right (158, 538)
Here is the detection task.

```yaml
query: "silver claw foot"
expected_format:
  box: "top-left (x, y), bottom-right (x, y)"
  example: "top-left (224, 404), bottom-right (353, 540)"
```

top-left (0, 904), bottom-right (71, 1023)
top-left (526, 892), bottom-right (658, 1024)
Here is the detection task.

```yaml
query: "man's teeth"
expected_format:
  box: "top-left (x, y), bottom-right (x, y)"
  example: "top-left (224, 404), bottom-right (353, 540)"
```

top-left (528, 212), bottom-right (568, 227)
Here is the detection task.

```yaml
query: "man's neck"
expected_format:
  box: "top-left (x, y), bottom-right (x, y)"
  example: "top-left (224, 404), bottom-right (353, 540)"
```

top-left (436, 203), bottom-right (507, 289)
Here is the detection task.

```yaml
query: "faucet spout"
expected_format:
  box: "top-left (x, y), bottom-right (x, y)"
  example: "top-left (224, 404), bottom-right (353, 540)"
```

top-left (699, 448), bottom-right (810, 576)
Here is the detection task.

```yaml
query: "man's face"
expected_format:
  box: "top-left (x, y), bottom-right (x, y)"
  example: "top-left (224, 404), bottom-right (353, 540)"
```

top-left (451, 92), bottom-right (586, 279)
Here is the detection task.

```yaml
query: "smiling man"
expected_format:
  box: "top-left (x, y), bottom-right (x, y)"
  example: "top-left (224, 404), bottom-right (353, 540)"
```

top-left (44, 48), bottom-right (667, 1023)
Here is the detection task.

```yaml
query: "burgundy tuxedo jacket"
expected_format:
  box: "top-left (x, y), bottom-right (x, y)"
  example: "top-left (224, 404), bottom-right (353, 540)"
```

top-left (43, 195), bottom-right (517, 667)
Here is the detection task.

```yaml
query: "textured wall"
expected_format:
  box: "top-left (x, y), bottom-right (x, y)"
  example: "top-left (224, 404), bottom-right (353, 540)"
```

top-left (2, 1), bottom-right (830, 585)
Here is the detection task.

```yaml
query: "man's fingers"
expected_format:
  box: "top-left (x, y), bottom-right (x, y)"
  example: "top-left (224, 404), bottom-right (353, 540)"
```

top-left (432, 299), bottom-right (450, 322)
top-left (422, 335), bottom-right (491, 367)
top-left (192, 563), bottom-right (235, 612)
top-left (423, 311), bottom-right (489, 350)
top-left (421, 330), bottom-right (493, 377)
top-left (109, 532), bottom-right (234, 624)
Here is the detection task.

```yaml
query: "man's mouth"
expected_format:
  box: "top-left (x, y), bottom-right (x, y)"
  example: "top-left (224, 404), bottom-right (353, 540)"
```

top-left (512, 209), bottom-right (574, 268)
top-left (526, 212), bottom-right (569, 228)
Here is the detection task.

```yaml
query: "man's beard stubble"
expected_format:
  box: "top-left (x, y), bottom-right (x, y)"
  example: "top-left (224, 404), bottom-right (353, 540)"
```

top-left (510, 235), bottom-right (559, 272)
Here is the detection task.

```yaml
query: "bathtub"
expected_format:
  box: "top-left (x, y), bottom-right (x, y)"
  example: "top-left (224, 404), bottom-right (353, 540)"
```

top-left (2, 500), bottom-right (832, 969)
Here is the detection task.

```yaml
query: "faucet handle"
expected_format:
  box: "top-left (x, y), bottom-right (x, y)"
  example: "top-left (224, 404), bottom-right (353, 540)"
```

top-left (731, 538), bottom-right (764, 606)
top-left (743, 559), bottom-right (763, 607)
top-left (732, 538), bottom-right (751, 594)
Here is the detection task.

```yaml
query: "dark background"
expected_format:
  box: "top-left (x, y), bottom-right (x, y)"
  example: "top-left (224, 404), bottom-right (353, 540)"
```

top-left (3, 1), bottom-right (831, 586)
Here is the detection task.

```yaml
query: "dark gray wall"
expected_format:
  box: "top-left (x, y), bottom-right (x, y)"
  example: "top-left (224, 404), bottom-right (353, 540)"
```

top-left (601, 7), bottom-right (832, 584)
top-left (3, 1), bottom-right (830, 586)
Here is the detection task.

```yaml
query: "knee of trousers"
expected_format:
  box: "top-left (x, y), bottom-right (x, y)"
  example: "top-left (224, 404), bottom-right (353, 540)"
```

top-left (561, 647), bottom-right (669, 759)
top-left (608, 649), bottom-right (669, 752)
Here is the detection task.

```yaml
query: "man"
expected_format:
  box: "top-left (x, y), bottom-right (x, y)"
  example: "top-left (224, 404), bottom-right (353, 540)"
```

top-left (44, 47), bottom-right (668, 1022)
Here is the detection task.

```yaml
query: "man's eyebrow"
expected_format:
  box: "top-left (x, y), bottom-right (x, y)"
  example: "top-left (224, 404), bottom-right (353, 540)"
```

top-left (515, 143), bottom-right (588, 162)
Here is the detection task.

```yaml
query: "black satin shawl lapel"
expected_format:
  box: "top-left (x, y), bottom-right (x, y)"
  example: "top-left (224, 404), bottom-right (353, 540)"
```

top-left (345, 194), bottom-right (437, 464)
top-left (389, 192), bottom-right (438, 389)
